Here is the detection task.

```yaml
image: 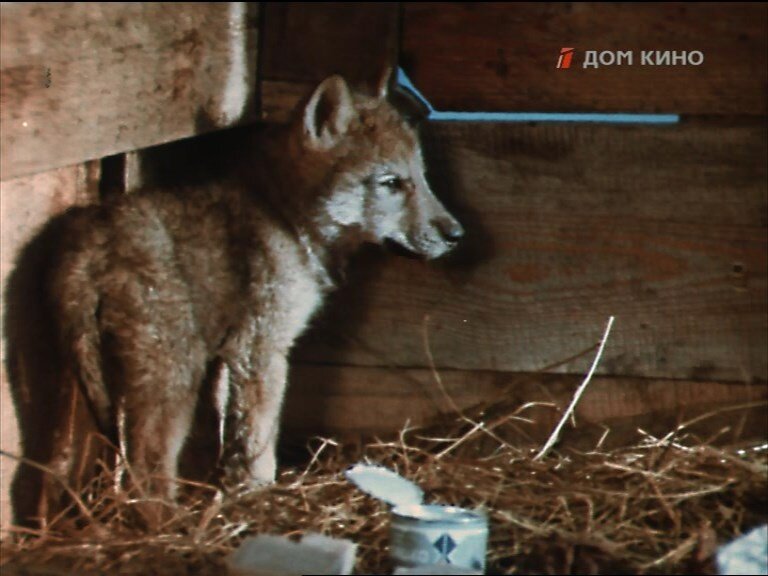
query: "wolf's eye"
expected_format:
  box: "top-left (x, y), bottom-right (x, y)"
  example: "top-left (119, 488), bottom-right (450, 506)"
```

top-left (377, 175), bottom-right (404, 191)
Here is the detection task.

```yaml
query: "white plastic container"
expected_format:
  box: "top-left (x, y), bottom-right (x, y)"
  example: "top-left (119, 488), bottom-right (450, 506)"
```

top-left (345, 464), bottom-right (488, 573)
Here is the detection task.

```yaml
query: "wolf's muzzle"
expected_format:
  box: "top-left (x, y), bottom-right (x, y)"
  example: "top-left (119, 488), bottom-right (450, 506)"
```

top-left (433, 217), bottom-right (465, 245)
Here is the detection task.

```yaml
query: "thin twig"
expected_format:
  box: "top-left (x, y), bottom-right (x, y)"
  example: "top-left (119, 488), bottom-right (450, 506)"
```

top-left (534, 316), bottom-right (615, 461)
top-left (421, 314), bottom-right (464, 416)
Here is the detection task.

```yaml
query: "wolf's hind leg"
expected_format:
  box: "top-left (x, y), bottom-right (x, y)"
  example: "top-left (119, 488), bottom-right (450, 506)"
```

top-left (122, 392), bottom-right (197, 501)
top-left (99, 297), bottom-right (206, 505)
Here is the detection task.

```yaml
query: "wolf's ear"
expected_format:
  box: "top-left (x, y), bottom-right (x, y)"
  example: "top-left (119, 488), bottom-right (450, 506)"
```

top-left (302, 75), bottom-right (354, 150)
top-left (375, 66), bottom-right (393, 100)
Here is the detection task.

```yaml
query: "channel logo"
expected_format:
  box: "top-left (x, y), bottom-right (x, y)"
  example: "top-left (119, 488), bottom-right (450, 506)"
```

top-left (556, 47), bottom-right (575, 69)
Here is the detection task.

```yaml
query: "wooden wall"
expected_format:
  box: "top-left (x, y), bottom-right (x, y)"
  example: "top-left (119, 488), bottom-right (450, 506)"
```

top-left (0, 3), bottom-right (259, 180)
top-left (261, 3), bottom-right (768, 445)
top-left (1, 1), bottom-right (766, 527)
top-left (401, 3), bottom-right (766, 115)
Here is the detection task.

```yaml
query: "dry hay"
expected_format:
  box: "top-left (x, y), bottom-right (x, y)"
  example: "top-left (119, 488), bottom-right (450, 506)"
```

top-left (1, 399), bottom-right (766, 575)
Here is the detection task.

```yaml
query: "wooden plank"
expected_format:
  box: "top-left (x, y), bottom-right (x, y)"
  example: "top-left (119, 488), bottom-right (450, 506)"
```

top-left (260, 79), bottom-right (314, 123)
top-left (0, 2), bottom-right (258, 181)
top-left (282, 365), bottom-right (768, 447)
top-left (259, 1), bottom-right (400, 123)
top-left (294, 121), bottom-right (767, 382)
top-left (261, 2), bottom-right (399, 86)
top-left (0, 163), bottom-right (99, 528)
top-left (0, 164), bottom-right (100, 286)
top-left (401, 3), bottom-right (767, 114)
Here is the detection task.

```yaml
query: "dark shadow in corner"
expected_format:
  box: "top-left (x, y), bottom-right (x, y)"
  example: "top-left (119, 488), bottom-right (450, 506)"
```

top-left (3, 210), bottom-right (92, 526)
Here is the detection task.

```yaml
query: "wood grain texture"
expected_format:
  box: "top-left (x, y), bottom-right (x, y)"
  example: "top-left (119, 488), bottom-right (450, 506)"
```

top-left (402, 2), bottom-right (767, 114)
top-left (0, 2), bottom-right (258, 180)
top-left (260, 79), bottom-right (313, 123)
top-left (0, 164), bottom-right (99, 528)
top-left (282, 364), bottom-right (768, 446)
top-left (294, 121), bottom-right (767, 382)
top-left (261, 2), bottom-right (399, 86)
top-left (0, 164), bottom-right (100, 283)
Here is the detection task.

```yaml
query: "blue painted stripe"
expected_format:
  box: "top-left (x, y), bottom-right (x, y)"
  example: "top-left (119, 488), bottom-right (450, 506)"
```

top-left (429, 111), bottom-right (680, 123)
top-left (396, 68), bottom-right (680, 125)
top-left (397, 67), bottom-right (434, 112)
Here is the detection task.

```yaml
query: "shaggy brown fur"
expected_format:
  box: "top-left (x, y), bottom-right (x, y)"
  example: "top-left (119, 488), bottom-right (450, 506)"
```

top-left (5, 73), bottom-right (463, 523)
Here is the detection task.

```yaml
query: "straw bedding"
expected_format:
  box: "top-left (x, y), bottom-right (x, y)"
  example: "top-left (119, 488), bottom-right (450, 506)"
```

top-left (1, 401), bottom-right (766, 575)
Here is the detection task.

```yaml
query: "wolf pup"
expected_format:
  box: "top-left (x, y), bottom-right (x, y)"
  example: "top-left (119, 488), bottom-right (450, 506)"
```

top-left (24, 71), bottom-right (463, 506)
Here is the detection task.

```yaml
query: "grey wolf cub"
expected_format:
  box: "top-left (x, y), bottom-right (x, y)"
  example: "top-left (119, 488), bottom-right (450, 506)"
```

top-left (9, 71), bottom-right (463, 517)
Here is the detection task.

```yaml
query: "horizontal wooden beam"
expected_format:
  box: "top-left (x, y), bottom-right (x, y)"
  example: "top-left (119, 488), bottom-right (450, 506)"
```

top-left (282, 364), bottom-right (768, 447)
top-left (0, 2), bottom-right (259, 180)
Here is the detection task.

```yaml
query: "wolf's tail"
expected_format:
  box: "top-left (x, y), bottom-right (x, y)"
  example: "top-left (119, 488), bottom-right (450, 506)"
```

top-left (50, 225), bottom-right (113, 435)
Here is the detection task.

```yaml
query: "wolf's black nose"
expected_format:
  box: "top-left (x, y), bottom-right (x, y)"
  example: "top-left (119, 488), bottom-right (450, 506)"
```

top-left (435, 218), bottom-right (465, 243)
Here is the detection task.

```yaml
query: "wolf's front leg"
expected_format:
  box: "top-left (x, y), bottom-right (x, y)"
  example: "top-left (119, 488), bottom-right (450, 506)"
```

top-left (222, 352), bottom-right (289, 489)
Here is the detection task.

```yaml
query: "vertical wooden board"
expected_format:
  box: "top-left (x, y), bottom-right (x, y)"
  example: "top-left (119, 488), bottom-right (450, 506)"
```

top-left (1, 2), bottom-right (258, 180)
top-left (0, 164), bottom-right (99, 528)
top-left (402, 3), bottom-right (768, 114)
top-left (0, 164), bottom-right (99, 289)
top-left (261, 2), bottom-right (399, 86)
top-left (260, 79), bottom-right (316, 123)
top-left (294, 122), bottom-right (767, 382)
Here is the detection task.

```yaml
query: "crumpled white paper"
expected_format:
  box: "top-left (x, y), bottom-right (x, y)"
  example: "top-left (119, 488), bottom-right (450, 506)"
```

top-left (717, 524), bottom-right (768, 575)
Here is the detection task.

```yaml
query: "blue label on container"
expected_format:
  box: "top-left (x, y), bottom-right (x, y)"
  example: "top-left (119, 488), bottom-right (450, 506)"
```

top-left (434, 533), bottom-right (457, 562)
top-left (391, 523), bottom-right (487, 570)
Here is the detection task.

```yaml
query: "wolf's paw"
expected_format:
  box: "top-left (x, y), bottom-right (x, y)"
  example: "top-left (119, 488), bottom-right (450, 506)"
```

top-left (221, 455), bottom-right (276, 495)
